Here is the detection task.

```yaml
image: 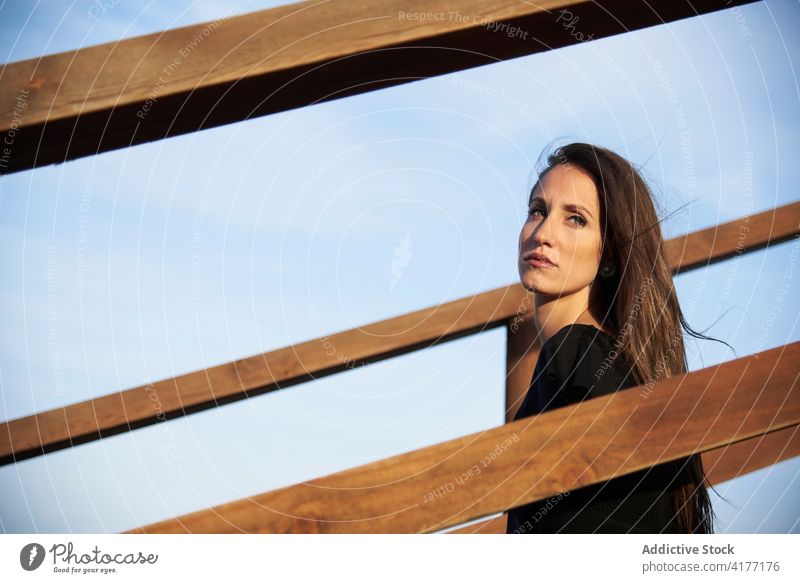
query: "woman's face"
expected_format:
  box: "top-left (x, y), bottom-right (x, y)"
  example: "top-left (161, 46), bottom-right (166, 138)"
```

top-left (518, 163), bottom-right (604, 297)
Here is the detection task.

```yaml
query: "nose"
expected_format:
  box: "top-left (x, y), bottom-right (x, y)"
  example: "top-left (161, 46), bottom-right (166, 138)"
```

top-left (532, 214), bottom-right (554, 246)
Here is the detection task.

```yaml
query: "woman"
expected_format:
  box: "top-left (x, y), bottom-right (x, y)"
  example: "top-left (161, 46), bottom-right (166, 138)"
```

top-left (506, 142), bottom-right (731, 534)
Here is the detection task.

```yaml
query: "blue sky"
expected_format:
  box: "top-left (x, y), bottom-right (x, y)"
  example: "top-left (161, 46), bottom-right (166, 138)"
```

top-left (0, 0), bottom-right (798, 533)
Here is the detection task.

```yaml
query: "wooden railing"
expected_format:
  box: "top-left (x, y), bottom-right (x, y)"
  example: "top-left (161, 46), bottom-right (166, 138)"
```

top-left (2, 202), bottom-right (797, 465)
top-left (126, 341), bottom-right (799, 533)
top-left (2, 0), bottom-right (796, 535)
top-left (453, 424), bottom-right (800, 533)
top-left (0, 0), bottom-right (758, 175)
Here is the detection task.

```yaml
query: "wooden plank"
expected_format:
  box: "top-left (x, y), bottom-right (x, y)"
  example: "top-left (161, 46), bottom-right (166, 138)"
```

top-left (126, 340), bottom-right (800, 533)
top-left (665, 201), bottom-right (800, 273)
top-left (702, 423), bottom-right (800, 486)
top-left (449, 515), bottom-right (507, 534)
top-left (0, 286), bottom-right (520, 465)
top-left (448, 424), bottom-right (800, 533)
top-left (2, 202), bottom-right (798, 465)
top-left (505, 311), bottom-right (539, 423)
top-left (0, 0), bottom-right (757, 174)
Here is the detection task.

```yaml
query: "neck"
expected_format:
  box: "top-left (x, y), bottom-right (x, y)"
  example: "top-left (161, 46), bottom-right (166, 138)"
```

top-left (533, 288), bottom-right (608, 345)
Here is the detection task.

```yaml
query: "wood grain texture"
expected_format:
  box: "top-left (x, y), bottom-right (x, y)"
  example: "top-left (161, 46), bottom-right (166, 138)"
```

top-left (0, 0), bottom-right (757, 174)
top-left (0, 285), bottom-right (521, 464)
top-left (2, 202), bottom-right (797, 465)
top-left (505, 312), bottom-right (539, 423)
top-left (126, 340), bottom-right (800, 533)
top-left (448, 424), bottom-right (800, 533)
top-left (665, 201), bottom-right (800, 272)
top-left (702, 424), bottom-right (800, 487)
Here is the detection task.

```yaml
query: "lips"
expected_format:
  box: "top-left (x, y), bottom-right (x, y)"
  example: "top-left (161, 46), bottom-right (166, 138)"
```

top-left (522, 251), bottom-right (556, 267)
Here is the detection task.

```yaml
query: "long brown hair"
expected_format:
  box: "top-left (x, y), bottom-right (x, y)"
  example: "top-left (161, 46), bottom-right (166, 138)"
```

top-left (531, 141), bottom-right (735, 534)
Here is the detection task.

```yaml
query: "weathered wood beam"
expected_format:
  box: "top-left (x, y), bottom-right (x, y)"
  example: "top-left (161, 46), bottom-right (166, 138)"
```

top-left (0, 0), bottom-right (757, 174)
top-left (2, 202), bottom-right (796, 465)
top-left (127, 340), bottom-right (800, 533)
top-left (448, 424), bottom-right (800, 533)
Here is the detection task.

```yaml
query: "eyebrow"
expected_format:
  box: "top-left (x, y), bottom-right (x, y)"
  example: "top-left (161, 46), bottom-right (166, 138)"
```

top-left (529, 196), bottom-right (594, 220)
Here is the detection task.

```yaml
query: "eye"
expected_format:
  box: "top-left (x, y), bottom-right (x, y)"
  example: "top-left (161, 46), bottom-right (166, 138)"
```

top-left (569, 214), bottom-right (587, 227)
top-left (527, 206), bottom-right (544, 218)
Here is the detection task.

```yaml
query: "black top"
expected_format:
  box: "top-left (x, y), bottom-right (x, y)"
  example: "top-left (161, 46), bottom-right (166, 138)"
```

top-left (506, 323), bottom-right (690, 534)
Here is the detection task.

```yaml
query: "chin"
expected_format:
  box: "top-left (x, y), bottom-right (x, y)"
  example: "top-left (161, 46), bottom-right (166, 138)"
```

top-left (519, 271), bottom-right (552, 295)
top-left (521, 264), bottom-right (572, 293)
